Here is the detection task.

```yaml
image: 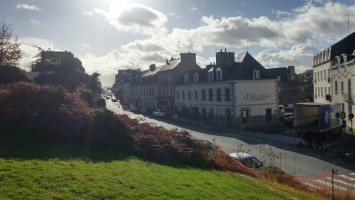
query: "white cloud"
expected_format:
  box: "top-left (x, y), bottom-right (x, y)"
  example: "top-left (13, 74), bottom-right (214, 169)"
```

top-left (18, 37), bottom-right (59, 71)
top-left (282, 2), bottom-right (352, 43)
top-left (16, 3), bottom-right (40, 11)
top-left (94, 4), bottom-right (167, 36)
top-left (122, 40), bottom-right (165, 52)
top-left (79, 49), bottom-right (170, 76)
top-left (82, 9), bottom-right (93, 16)
top-left (29, 19), bottom-right (40, 25)
top-left (167, 15), bottom-right (282, 49)
top-left (189, 5), bottom-right (198, 13)
top-left (255, 44), bottom-right (318, 73)
top-left (168, 12), bottom-right (183, 19)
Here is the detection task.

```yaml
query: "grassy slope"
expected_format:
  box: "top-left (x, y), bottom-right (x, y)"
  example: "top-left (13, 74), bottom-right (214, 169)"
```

top-left (0, 134), bottom-right (317, 200)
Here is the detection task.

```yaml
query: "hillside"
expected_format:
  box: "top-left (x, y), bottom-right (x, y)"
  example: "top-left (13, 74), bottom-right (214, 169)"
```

top-left (0, 133), bottom-right (318, 200)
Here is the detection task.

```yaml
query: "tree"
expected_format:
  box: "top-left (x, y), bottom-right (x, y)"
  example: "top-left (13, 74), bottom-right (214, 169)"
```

top-left (0, 21), bottom-right (21, 66)
top-left (0, 64), bottom-right (32, 84)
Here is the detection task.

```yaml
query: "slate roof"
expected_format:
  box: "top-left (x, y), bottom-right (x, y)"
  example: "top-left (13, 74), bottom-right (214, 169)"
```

top-left (141, 58), bottom-right (181, 77)
top-left (178, 51), bottom-right (267, 84)
top-left (330, 32), bottom-right (355, 59)
top-left (261, 67), bottom-right (290, 81)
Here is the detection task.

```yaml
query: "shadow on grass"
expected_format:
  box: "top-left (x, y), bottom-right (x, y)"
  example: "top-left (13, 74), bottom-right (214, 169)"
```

top-left (0, 133), bottom-right (133, 163)
top-left (0, 133), bottom-right (214, 170)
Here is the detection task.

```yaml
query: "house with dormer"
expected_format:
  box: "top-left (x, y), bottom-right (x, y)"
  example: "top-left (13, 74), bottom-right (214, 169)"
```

top-left (174, 49), bottom-right (278, 128)
top-left (313, 32), bottom-right (355, 130)
top-left (128, 52), bottom-right (201, 115)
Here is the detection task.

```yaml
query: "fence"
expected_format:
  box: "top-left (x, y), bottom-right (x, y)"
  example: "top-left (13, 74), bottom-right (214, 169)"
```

top-left (212, 140), bottom-right (354, 200)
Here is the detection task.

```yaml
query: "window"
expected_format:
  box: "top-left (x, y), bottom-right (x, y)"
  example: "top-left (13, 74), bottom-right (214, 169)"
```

top-left (195, 91), bottom-right (198, 100)
top-left (188, 91), bottom-right (191, 100)
top-left (194, 73), bottom-right (199, 82)
top-left (317, 72), bottom-right (320, 81)
top-left (209, 108), bottom-right (214, 120)
top-left (242, 109), bottom-right (249, 124)
top-left (208, 69), bottom-right (214, 81)
top-left (184, 74), bottom-right (189, 83)
top-left (202, 107), bottom-right (206, 119)
top-left (277, 75), bottom-right (281, 81)
top-left (182, 91), bottom-right (185, 100)
top-left (266, 108), bottom-right (272, 121)
top-left (176, 91), bottom-right (179, 100)
top-left (216, 89), bottom-right (221, 102)
top-left (341, 81), bottom-right (344, 94)
top-left (202, 90), bottom-right (206, 101)
top-left (216, 68), bottom-right (222, 80)
top-left (253, 70), bottom-right (260, 80)
top-left (335, 81), bottom-right (338, 94)
top-left (225, 88), bottom-right (230, 102)
top-left (208, 89), bottom-right (213, 101)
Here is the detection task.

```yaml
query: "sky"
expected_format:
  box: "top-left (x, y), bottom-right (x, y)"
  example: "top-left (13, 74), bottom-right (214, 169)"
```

top-left (2, 0), bottom-right (355, 87)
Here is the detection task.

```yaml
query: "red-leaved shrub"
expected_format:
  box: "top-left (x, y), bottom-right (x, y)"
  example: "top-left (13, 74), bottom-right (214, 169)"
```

top-left (0, 82), bottom-right (214, 166)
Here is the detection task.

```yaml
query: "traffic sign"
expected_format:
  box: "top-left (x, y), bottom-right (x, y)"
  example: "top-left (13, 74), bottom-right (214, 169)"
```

top-left (336, 112), bottom-right (340, 118)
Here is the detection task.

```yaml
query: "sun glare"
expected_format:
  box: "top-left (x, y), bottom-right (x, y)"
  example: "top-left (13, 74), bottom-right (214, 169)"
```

top-left (107, 0), bottom-right (129, 16)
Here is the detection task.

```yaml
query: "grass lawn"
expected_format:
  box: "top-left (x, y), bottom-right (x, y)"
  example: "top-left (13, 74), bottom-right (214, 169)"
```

top-left (0, 133), bottom-right (318, 200)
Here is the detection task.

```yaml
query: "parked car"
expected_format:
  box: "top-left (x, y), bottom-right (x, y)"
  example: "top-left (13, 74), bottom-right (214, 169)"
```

top-left (279, 112), bottom-right (293, 122)
top-left (111, 97), bottom-right (117, 102)
top-left (153, 109), bottom-right (166, 117)
top-left (278, 105), bottom-right (285, 114)
top-left (140, 108), bottom-right (151, 115)
top-left (130, 106), bottom-right (139, 112)
top-left (229, 152), bottom-right (263, 170)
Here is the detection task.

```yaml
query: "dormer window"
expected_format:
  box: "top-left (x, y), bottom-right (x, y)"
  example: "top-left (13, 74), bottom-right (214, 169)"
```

top-left (194, 73), bottom-right (199, 82)
top-left (277, 75), bottom-right (281, 81)
top-left (253, 70), bottom-right (260, 80)
top-left (184, 74), bottom-right (189, 83)
top-left (216, 68), bottom-right (222, 80)
top-left (208, 68), bottom-right (214, 81)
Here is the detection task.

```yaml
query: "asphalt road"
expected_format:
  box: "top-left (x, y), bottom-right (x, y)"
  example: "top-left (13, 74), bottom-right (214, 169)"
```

top-left (106, 99), bottom-right (355, 183)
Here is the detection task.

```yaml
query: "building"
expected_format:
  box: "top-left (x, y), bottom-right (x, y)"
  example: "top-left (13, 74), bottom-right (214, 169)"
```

top-left (127, 52), bottom-right (201, 115)
top-left (261, 66), bottom-right (313, 105)
top-left (174, 50), bottom-right (279, 128)
top-left (313, 32), bottom-right (355, 130)
top-left (112, 69), bottom-right (141, 106)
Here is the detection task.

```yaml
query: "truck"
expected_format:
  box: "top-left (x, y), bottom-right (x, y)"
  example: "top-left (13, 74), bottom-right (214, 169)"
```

top-left (293, 103), bottom-right (341, 141)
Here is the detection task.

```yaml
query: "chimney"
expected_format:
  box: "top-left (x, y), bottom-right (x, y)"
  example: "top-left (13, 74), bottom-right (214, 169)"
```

top-left (336, 56), bottom-right (341, 65)
top-left (342, 54), bottom-right (348, 63)
top-left (180, 52), bottom-right (196, 64)
top-left (149, 64), bottom-right (156, 71)
top-left (166, 59), bottom-right (169, 65)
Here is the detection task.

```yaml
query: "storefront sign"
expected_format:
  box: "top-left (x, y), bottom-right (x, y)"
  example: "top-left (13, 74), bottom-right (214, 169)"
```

top-left (245, 93), bottom-right (269, 101)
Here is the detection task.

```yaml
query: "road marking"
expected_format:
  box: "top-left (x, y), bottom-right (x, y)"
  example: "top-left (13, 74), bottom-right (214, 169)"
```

top-left (326, 177), bottom-right (354, 186)
top-left (303, 182), bottom-right (322, 190)
top-left (339, 175), bottom-right (355, 182)
top-left (314, 179), bottom-right (348, 191)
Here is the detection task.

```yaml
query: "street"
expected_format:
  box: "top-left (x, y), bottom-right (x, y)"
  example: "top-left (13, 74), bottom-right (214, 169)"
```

top-left (106, 99), bottom-right (355, 187)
